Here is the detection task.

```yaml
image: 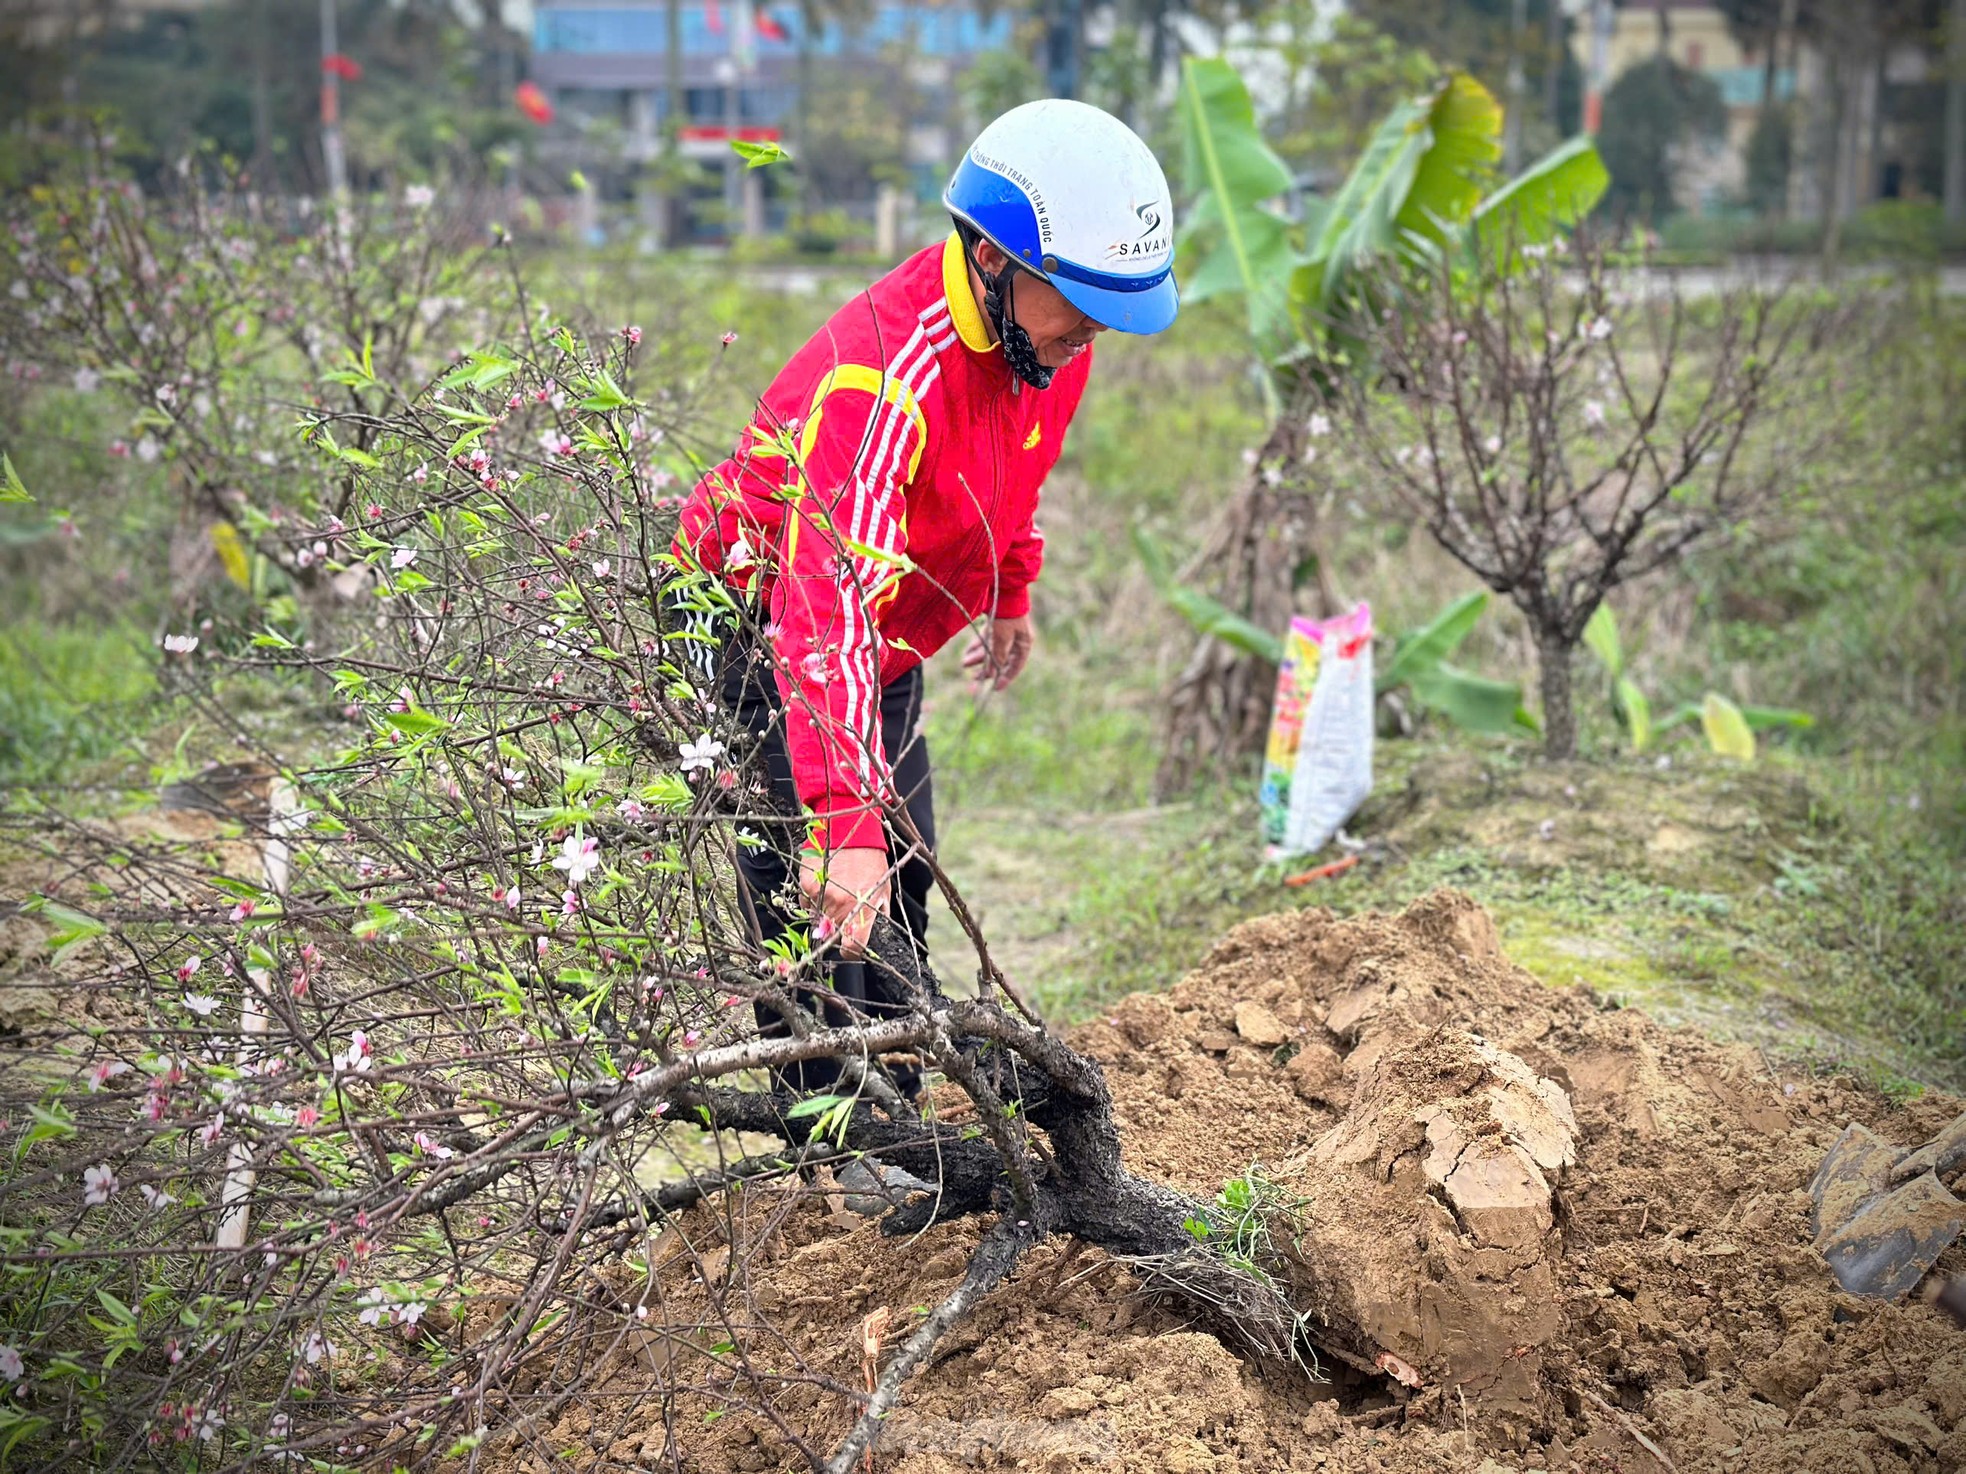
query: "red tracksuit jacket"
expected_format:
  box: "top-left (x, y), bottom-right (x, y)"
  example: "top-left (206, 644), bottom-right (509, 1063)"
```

top-left (674, 232), bottom-right (1092, 853)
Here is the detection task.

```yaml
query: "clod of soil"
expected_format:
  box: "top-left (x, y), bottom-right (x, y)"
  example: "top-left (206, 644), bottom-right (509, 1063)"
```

top-left (506, 891), bottom-right (1965, 1474)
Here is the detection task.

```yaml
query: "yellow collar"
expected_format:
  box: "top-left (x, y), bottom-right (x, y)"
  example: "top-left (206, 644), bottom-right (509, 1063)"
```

top-left (941, 232), bottom-right (995, 355)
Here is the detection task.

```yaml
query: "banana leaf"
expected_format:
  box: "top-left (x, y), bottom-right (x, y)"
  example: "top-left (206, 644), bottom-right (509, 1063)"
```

top-left (1297, 72), bottom-right (1503, 317)
top-left (1659, 700), bottom-right (1815, 735)
top-left (1701, 692), bottom-right (1757, 761)
top-left (1176, 58), bottom-right (1303, 348)
top-left (1582, 602), bottom-right (1624, 679)
top-left (1408, 661), bottom-right (1533, 736)
top-left (1467, 135), bottom-right (1611, 268)
top-left (1134, 526), bottom-right (1284, 665)
top-left (1614, 676), bottom-right (1653, 752)
top-left (1377, 589), bottom-right (1488, 692)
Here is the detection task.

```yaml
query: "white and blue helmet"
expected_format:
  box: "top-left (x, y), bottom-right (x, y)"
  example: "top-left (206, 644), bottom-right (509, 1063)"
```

top-left (944, 99), bottom-right (1179, 337)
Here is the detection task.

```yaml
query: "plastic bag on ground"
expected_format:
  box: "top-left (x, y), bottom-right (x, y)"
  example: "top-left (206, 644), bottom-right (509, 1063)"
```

top-left (1273, 603), bottom-right (1374, 860)
top-left (1258, 619), bottom-right (1323, 854)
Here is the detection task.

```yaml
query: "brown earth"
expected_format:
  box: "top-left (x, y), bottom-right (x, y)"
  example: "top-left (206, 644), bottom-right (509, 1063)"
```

top-left (495, 891), bottom-right (1966, 1474)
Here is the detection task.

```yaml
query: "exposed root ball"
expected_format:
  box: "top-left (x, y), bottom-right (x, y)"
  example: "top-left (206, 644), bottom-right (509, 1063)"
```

top-left (493, 892), bottom-right (1966, 1474)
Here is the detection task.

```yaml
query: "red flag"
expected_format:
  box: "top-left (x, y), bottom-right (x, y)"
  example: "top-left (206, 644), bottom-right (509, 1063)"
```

top-left (704, 1), bottom-right (724, 35)
top-left (514, 82), bottom-right (555, 126)
top-left (321, 53), bottom-right (362, 82)
top-left (756, 10), bottom-right (788, 41)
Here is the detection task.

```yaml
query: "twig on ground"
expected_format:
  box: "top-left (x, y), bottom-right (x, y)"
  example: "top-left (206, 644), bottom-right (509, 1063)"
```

top-left (1585, 1388), bottom-right (1678, 1473)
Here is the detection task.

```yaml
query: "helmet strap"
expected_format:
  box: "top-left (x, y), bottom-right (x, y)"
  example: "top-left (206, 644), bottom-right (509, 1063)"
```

top-left (960, 226), bottom-right (1055, 391)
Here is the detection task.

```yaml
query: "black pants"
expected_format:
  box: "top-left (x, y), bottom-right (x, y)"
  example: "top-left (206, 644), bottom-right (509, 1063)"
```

top-left (715, 622), bottom-right (937, 1097)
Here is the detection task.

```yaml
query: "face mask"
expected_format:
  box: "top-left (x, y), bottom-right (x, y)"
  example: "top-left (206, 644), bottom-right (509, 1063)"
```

top-left (974, 248), bottom-right (1055, 391)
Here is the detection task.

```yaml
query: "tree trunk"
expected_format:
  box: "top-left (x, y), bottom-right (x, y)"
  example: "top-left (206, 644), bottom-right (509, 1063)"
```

top-left (1503, 0), bottom-right (1527, 175)
top-left (1536, 622), bottom-right (1577, 760)
top-left (250, 0), bottom-right (274, 192)
top-left (664, 0), bottom-right (685, 248)
top-left (1947, 0), bottom-right (1966, 224)
top-left (1156, 421), bottom-right (1328, 797)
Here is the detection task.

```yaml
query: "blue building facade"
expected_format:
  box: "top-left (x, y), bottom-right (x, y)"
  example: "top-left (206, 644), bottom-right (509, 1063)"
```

top-left (532, 2), bottom-right (1013, 131)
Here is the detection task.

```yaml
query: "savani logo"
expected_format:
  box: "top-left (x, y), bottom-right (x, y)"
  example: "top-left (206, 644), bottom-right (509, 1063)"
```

top-left (1106, 199), bottom-right (1170, 262)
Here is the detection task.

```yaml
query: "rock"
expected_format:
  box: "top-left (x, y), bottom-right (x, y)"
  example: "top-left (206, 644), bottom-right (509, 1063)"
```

top-left (837, 1159), bottom-right (933, 1218)
top-left (1300, 1400), bottom-right (1343, 1438)
top-left (1233, 1001), bottom-right (1288, 1047)
top-left (1196, 1031), bottom-right (1238, 1054)
top-left (1925, 1350), bottom-right (1966, 1427)
top-left (1855, 1405), bottom-right (1943, 1454)
top-left (1286, 1041), bottom-right (1348, 1105)
top-left (1037, 1385), bottom-right (1099, 1419)
top-left (1749, 1329), bottom-right (1832, 1408)
top-left (1648, 1388), bottom-right (1740, 1461)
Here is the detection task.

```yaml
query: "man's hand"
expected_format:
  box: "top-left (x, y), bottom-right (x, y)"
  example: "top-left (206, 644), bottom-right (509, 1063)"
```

top-left (799, 846), bottom-right (892, 958)
top-left (962, 613), bottom-right (1034, 693)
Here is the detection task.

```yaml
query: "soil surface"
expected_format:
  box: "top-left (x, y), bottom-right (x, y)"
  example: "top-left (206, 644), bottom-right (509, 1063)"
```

top-left (504, 891), bottom-right (1966, 1474)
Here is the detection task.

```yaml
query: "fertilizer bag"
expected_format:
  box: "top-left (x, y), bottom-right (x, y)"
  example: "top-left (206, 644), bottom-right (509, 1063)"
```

top-left (1279, 603), bottom-right (1373, 857)
top-left (1258, 618), bottom-right (1323, 855)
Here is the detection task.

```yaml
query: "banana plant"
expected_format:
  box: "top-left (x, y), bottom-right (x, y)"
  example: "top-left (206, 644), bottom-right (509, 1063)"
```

top-left (1297, 72), bottom-right (1501, 317)
top-left (1177, 59), bottom-right (1609, 374)
top-left (1176, 57), bottom-right (1303, 357)
top-left (1377, 591), bottom-right (1537, 737)
top-left (1583, 605), bottom-right (1814, 761)
top-left (1157, 59), bottom-right (1607, 759)
top-left (1137, 546), bottom-right (1535, 738)
top-left (1134, 526), bottom-right (1283, 664)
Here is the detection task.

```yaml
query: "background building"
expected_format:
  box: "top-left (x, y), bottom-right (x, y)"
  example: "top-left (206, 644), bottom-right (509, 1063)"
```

top-left (532, 0), bottom-right (1015, 241)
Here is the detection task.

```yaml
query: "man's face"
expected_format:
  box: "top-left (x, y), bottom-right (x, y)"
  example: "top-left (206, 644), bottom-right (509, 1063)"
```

top-left (973, 241), bottom-right (1109, 370)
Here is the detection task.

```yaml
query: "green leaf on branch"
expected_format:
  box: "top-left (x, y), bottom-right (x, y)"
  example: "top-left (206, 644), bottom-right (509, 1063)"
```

top-left (576, 373), bottom-right (637, 412)
top-left (383, 708), bottom-right (449, 740)
top-left (446, 352), bottom-right (519, 392)
top-left (732, 139), bottom-right (793, 169)
top-left (23, 1100), bottom-right (77, 1149)
top-left (0, 452), bottom-right (32, 504)
top-left (25, 898), bottom-right (106, 962)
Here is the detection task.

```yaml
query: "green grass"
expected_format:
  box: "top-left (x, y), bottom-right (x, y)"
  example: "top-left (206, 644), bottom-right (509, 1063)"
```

top-left (928, 730), bottom-right (1964, 1091)
top-left (3, 250), bottom-right (1960, 1099)
top-left (0, 619), bottom-right (157, 785)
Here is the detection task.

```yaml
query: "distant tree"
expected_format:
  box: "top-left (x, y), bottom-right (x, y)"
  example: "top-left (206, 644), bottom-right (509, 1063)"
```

top-left (959, 48), bottom-right (1046, 134)
top-left (1317, 238), bottom-right (1844, 758)
top-left (1597, 55), bottom-right (1727, 223)
top-left (1273, 12), bottom-right (1440, 175)
top-left (0, 0), bottom-right (527, 194)
top-left (1353, 0), bottom-right (1582, 136)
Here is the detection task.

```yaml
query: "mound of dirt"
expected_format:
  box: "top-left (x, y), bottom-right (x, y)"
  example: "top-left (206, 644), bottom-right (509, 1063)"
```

top-left (517, 891), bottom-right (1965, 1474)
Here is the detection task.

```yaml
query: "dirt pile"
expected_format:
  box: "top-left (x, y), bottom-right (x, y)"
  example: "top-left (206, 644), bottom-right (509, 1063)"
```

top-left (522, 891), bottom-right (1966, 1474)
